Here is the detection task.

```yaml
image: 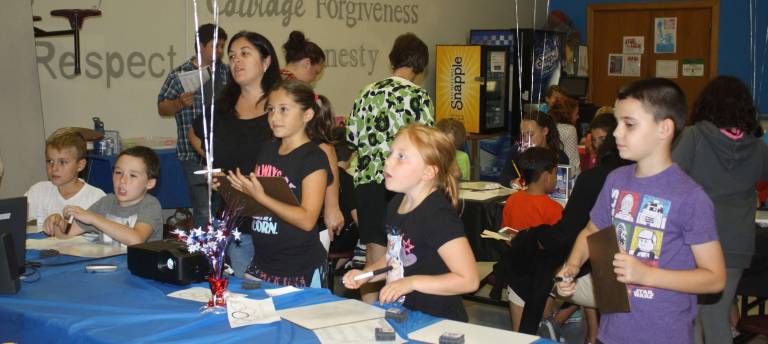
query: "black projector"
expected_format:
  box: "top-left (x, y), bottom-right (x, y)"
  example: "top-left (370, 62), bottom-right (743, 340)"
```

top-left (127, 239), bottom-right (210, 285)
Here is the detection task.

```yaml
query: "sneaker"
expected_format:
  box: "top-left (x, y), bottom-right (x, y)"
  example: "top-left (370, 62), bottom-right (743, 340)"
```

top-left (537, 317), bottom-right (562, 342)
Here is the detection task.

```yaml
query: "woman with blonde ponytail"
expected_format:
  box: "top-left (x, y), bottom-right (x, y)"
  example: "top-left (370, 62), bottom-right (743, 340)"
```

top-left (342, 124), bottom-right (479, 322)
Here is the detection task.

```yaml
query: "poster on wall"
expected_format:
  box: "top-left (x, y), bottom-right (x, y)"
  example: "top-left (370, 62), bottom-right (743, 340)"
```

top-left (656, 60), bottom-right (679, 78)
top-left (654, 17), bottom-right (677, 53)
top-left (608, 54), bottom-right (624, 76)
top-left (623, 36), bottom-right (644, 54)
top-left (681, 58), bottom-right (705, 77)
top-left (577, 45), bottom-right (589, 76)
top-left (622, 54), bottom-right (641, 76)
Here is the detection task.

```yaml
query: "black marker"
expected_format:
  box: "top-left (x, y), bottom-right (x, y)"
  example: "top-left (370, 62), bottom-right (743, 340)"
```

top-left (353, 266), bottom-right (394, 281)
top-left (553, 276), bottom-right (574, 283)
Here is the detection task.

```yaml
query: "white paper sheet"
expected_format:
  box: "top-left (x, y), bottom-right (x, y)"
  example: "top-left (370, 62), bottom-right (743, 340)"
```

top-left (265, 286), bottom-right (302, 297)
top-left (278, 299), bottom-right (385, 330)
top-left (227, 297), bottom-right (281, 328)
top-left (178, 66), bottom-right (211, 93)
top-left (314, 318), bottom-right (405, 344)
top-left (408, 320), bottom-right (540, 344)
top-left (167, 286), bottom-right (246, 303)
top-left (459, 188), bottom-right (513, 202)
top-left (26, 236), bottom-right (126, 258)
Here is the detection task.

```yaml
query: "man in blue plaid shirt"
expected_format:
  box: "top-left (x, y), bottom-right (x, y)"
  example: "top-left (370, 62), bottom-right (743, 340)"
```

top-left (157, 24), bottom-right (229, 227)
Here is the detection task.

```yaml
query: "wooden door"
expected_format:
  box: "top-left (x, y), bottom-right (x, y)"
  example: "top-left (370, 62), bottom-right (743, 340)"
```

top-left (587, 1), bottom-right (719, 110)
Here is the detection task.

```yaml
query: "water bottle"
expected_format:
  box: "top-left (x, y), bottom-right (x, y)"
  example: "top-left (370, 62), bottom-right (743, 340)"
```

top-left (93, 116), bottom-right (105, 155)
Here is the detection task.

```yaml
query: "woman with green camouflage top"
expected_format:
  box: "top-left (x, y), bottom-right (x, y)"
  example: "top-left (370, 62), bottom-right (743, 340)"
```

top-left (345, 32), bottom-right (435, 304)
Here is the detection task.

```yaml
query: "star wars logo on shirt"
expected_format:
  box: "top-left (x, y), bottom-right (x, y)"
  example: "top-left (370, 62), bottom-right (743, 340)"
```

top-left (611, 189), bottom-right (671, 300)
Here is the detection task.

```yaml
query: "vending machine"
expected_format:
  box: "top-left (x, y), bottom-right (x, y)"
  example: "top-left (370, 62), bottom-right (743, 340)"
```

top-left (435, 45), bottom-right (509, 134)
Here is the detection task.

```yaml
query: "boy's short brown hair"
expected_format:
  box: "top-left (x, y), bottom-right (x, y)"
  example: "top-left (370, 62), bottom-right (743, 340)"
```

top-left (436, 118), bottom-right (467, 149)
top-left (46, 128), bottom-right (87, 160)
top-left (117, 146), bottom-right (160, 180)
top-left (617, 78), bottom-right (688, 135)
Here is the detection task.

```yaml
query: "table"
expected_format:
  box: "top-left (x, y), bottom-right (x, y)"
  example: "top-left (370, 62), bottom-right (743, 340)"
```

top-left (458, 188), bottom-right (510, 262)
top-left (1, 247), bottom-right (549, 343)
top-left (85, 148), bottom-right (192, 209)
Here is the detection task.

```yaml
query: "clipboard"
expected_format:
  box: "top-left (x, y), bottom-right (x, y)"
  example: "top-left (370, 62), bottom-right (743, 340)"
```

top-left (218, 177), bottom-right (299, 217)
top-left (587, 225), bottom-right (631, 314)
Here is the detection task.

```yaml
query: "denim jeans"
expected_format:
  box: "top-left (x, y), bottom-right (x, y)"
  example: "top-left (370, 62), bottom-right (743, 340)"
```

top-left (227, 233), bottom-right (254, 278)
top-left (179, 159), bottom-right (210, 228)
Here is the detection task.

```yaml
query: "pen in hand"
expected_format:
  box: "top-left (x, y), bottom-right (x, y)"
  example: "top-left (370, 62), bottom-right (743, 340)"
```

top-left (553, 276), bottom-right (574, 283)
top-left (353, 265), bottom-right (394, 281)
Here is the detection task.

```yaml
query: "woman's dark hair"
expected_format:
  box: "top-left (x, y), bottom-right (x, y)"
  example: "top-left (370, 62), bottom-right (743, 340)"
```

top-left (217, 31), bottom-right (281, 117)
top-left (283, 31), bottom-right (326, 65)
top-left (522, 110), bottom-right (563, 151)
top-left (388, 33), bottom-right (429, 74)
top-left (589, 112), bottom-right (617, 132)
top-left (689, 75), bottom-right (758, 134)
top-left (268, 80), bottom-right (333, 143)
top-left (331, 127), bottom-right (353, 162)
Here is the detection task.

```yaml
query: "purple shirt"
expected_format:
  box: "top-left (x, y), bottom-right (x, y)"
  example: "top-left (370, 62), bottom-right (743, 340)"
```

top-left (590, 164), bottom-right (718, 344)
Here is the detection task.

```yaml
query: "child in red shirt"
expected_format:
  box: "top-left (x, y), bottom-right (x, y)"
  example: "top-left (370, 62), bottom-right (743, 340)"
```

top-left (501, 146), bottom-right (563, 331)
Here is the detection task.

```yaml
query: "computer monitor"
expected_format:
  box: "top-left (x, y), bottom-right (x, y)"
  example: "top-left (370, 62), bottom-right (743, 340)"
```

top-left (559, 76), bottom-right (589, 101)
top-left (0, 197), bottom-right (27, 274)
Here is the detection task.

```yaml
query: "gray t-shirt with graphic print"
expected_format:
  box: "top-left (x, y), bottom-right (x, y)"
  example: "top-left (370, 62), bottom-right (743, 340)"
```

top-left (78, 194), bottom-right (163, 246)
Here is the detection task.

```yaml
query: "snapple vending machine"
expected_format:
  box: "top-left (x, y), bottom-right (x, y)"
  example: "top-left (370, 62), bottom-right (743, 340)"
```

top-left (435, 45), bottom-right (509, 134)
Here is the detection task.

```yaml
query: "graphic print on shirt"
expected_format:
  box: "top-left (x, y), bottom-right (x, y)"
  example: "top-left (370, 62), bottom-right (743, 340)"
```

top-left (251, 164), bottom-right (295, 235)
top-left (385, 225), bottom-right (417, 304)
top-left (103, 213), bottom-right (138, 247)
top-left (611, 189), bottom-right (670, 300)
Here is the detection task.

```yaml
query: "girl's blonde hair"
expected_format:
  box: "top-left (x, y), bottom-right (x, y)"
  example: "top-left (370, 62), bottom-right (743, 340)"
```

top-left (396, 124), bottom-right (458, 208)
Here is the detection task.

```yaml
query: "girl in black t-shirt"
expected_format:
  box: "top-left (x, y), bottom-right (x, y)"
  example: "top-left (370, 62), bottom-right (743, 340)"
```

top-left (342, 124), bottom-right (480, 322)
top-left (226, 80), bottom-right (331, 287)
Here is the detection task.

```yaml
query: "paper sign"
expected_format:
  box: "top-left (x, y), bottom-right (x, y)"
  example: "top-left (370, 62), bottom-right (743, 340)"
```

top-left (682, 58), bottom-right (705, 77)
top-left (278, 299), bottom-right (384, 330)
top-left (623, 36), bottom-right (644, 54)
top-left (622, 54), bottom-right (642, 77)
top-left (314, 318), bottom-right (406, 344)
top-left (654, 17), bottom-right (677, 53)
top-left (608, 54), bottom-right (624, 76)
top-left (265, 286), bottom-right (302, 297)
top-left (228, 297), bottom-right (281, 328)
top-left (655, 60), bottom-right (679, 78)
top-left (178, 66), bottom-right (211, 93)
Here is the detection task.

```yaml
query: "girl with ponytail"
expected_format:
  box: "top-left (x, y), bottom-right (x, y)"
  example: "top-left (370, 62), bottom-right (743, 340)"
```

top-left (342, 124), bottom-right (479, 322)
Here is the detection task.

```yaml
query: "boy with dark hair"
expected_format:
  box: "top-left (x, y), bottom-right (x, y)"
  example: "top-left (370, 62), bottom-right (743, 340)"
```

top-left (157, 23), bottom-right (228, 228)
top-left (27, 128), bottom-right (105, 232)
top-left (556, 78), bottom-right (726, 344)
top-left (501, 146), bottom-right (563, 330)
top-left (46, 146), bottom-right (163, 247)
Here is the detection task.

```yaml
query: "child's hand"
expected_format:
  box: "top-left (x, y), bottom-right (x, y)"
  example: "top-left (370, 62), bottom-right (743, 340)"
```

top-left (227, 168), bottom-right (264, 200)
top-left (613, 252), bottom-right (650, 285)
top-left (324, 207), bottom-right (345, 237)
top-left (209, 171), bottom-right (225, 191)
top-left (43, 213), bottom-right (65, 236)
top-left (342, 269), bottom-right (369, 289)
top-left (63, 205), bottom-right (96, 225)
top-left (379, 277), bottom-right (415, 304)
top-left (555, 264), bottom-right (579, 297)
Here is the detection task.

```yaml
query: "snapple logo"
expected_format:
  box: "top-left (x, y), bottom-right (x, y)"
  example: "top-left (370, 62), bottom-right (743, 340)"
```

top-left (450, 56), bottom-right (465, 110)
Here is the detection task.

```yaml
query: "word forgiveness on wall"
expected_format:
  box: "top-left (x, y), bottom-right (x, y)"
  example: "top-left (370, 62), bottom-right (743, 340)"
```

top-left (208, 0), bottom-right (419, 27)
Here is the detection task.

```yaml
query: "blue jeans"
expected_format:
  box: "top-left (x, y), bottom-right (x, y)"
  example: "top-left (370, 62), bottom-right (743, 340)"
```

top-left (227, 234), bottom-right (254, 278)
top-left (179, 159), bottom-right (210, 228)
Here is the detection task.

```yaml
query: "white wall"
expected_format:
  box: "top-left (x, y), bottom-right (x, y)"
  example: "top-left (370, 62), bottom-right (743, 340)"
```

top-left (23, 0), bottom-right (548, 192)
top-left (0, 1), bottom-right (46, 198)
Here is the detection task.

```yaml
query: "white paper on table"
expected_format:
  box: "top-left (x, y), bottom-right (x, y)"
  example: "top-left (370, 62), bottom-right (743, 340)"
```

top-left (278, 299), bottom-right (385, 330)
top-left (177, 66), bottom-right (211, 93)
top-left (314, 318), bottom-right (405, 344)
top-left (265, 286), bottom-right (302, 297)
top-left (26, 236), bottom-right (126, 258)
top-left (167, 286), bottom-right (246, 303)
top-left (227, 297), bottom-right (281, 328)
top-left (409, 319), bottom-right (540, 344)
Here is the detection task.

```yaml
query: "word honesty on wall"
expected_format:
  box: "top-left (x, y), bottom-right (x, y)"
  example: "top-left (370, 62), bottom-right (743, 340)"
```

top-left (208, 0), bottom-right (419, 27)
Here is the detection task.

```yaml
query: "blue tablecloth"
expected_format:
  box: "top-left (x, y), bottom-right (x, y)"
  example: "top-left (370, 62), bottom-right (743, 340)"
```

top-left (0, 252), bottom-right (448, 343)
top-left (85, 149), bottom-right (192, 209)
